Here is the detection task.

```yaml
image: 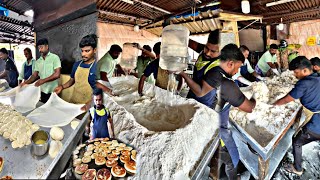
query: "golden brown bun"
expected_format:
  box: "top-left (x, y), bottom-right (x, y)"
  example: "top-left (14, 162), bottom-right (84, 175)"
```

top-left (124, 160), bottom-right (136, 174)
top-left (105, 159), bottom-right (118, 168)
top-left (0, 157), bottom-right (3, 173)
top-left (75, 164), bottom-right (89, 175)
top-left (96, 168), bottom-right (111, 180)
top-left (111, 165), bottom-right (126, 178)
top-left (82, 169), bottom-right (96, 180)
top-left (95, 156), bottom-right (106, 166)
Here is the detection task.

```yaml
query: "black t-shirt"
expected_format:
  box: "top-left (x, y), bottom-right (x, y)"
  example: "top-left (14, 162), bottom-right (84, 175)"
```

top-left (5, 58), bottom-right (18, 72)
top-left (203, 66), bottom-right (246, 111)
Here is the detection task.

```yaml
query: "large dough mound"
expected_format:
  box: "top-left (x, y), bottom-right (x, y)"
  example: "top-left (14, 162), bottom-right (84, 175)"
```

top-left (49, 140), bottom-right (63, 158)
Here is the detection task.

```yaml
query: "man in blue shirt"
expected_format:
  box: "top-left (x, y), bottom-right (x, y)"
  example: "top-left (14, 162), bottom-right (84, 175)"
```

top-left (273, 56), bottom-right (320, 176)
top-left (55, 34), bottom-right (97, 105)
top-left (0, 48), bottom-right (19, 87)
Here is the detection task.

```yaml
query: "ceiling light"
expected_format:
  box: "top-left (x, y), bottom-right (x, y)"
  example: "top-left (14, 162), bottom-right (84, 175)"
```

top-left (266, 0), bottom-right (297, 7)
top-left (278, 18), bottom-right (284, 30)
top-left (24, 9), bottom-right (34, 17)
top-left (241, 0), bottom-right (250, 14)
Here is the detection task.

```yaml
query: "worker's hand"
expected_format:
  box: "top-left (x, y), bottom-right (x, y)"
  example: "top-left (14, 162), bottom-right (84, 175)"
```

top-left (19, 81), bottom-right (27, 87)
top-left (257, 76), bottom-right (266, 82)
top-left (105, 89), bottom-right (115, 96)
top-left (54, 85), bottom-right (63, 94)
top-left (132, 43), bottom-right (142, 50)
top-left (81, 104), bottom-right (90, 111)
top-left (35, 79), bottom-right (45, 87)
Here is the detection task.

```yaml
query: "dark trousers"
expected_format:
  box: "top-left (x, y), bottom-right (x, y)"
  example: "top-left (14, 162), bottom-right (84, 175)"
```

top-left (218, 146), bottom-right (238, 179)
top-left (40, 92), bottom-right (51, 103)
top-left (293, 128), bottom-right (320, 171)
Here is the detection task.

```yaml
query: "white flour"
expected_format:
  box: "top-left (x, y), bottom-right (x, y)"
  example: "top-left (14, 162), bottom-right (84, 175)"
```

top-left (104, 76), bottom-right (220, 179)
top-left (230, 70), bottom-right (300, 137)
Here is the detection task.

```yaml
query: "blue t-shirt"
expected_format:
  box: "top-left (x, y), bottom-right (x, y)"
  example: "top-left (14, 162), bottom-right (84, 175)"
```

top-left (289, 73), bottom-right (320, 134)
top-left (143, 59), bottom-right (159, 79)
top-left (70, 60), bottom-right (97, 90)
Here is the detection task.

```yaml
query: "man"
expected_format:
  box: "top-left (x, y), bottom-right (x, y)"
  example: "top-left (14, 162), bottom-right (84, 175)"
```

top-left (21, 38), bottom-right (61, 103)
top-left (232, 45), bottom-right (265, 87)
top-left (180, 44), bottom-right (256, 179)
top-left (255, 44), bottom-right (280, 77)
top-left (310, 57), bottom-right (320, 74)
top-left (273, 56), bottom-right (320, 176)
top-left (96, 44), bottom-right (126, 88)
top-left (87, 88), bottom-right (115, 139)
top-left (0, 48), bottom-right (19, 87)
top-left (138, 42), bottom-right (183, 95)
top-left (54, 34), bottom-right (98, 105)
top-left (18, 48), bottom-right (36, 84)
top-left (187, 29), bottom-right (221, 107)
top-left (131, 45), bottom-right (155, 84)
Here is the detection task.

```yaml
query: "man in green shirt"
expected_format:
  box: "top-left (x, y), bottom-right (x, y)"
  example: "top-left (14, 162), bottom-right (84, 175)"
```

top-left (255, 44), bottom-right (281, 77)
top-left (18, 48), bottom-right (36, 84)
top-left (21, 38), bottom-right (61, 103)
top-left (96, 45), bottom-right (126, 85)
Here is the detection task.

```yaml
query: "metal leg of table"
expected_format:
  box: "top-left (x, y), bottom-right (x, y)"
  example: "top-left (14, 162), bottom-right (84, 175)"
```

top-left (258, 156), bottom-right (270, 180)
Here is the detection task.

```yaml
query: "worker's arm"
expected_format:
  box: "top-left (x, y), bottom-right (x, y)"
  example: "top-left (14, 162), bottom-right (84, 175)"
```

top-left (116, 64), bottom-right (126, 76)
top-left (87, 113), bottom-right (93, 140)
top-left (108, 117), bottom-right (115, 138)
top-left (96, 82), bottom-right (113, 95)
top-left (21, 71), bottom-right (39, 86)
top-left (0, 70), bottom-right (7, 79)
top-left (100, 71), bottom-right (110, 82)
top-left (267, 62), bottom-right (277, 69)
top-left (177, 75), bottom-right (183, 92)
top-left (273, 94), bottom-right (295, 106)
top-left (180, 71), bottom-right (213, 97)
top-left (35, 68), bottom-right (61, 87)
top-left (138, 75), bottom-right (147, 96)
top-left (189, 39), bottom-right (201, 52)
top-left (252, 71), bottom-right (265, 81)
top-left (237, 76), bottom-right (252, 86)
top-left (237, 98), bottom-right (256, 113)
top-left (54, 78), bottom-right (75, 94)
top-left (18, 62), bottom-right (25, 83)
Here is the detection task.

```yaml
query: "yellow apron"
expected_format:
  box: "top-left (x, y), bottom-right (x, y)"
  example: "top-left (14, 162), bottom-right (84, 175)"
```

top-left (155, 67), bottom-right (169, 90)
top-left (70, 61), bottom-right (94, 104)
top-left (295, 105), bottom-right (320, 136)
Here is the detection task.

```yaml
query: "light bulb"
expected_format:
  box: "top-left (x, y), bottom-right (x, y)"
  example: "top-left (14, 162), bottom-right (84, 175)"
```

top-left (278, 23), bottom-right (284, 30)
top-left (241, 0), bottom-right (250, 14)
top-left (134, 25), bottom-right (140, 32)
top-left (24, 10), bottom-right (34, 17)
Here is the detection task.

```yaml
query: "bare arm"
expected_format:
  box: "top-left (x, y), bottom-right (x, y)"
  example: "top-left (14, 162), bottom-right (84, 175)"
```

top-left (0, 70), bottom-right (7, 79)
top-left (267, 62), bottom-right (276, 69)
top-left (273, 94), bottom-right (295, 106)
top-left (96, 82), bottom-right (112, 94)
top-left (141, 49), bottom-right (156, 59)
top-left (237, 98), bottom-right (256, 113)
top-left (24, 71), bottom-right (39, 84)
top-left (180, 71), bottom-right (213, 97)
top-left (138, 75), bottom-right (147, 95)
top-left (62, 78), bottom-right (75, 89)
top-left (108, 118), bottom-right (115, 138)
top-left (100, 71), bottom-right (110, 82)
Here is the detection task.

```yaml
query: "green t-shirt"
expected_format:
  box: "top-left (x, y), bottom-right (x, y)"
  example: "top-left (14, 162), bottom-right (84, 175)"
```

top-left (34, 52), bottom-right (61, 94)
top-left (257, 51), bottom-right (277, 74)
top-left (96, 52), bottom-right (117, 79)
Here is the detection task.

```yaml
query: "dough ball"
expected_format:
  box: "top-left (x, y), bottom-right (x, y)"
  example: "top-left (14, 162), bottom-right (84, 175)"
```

top-left (70, 121), bottom-right (80, 130)
top-left (49, 140), bottom-right (63, 158)
top-left (50, 127), bottom-right (64, 141)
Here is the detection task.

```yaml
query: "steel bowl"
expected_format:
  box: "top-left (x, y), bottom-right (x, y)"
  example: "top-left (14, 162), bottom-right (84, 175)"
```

top-left (31, 130), bottom-right (50, 156)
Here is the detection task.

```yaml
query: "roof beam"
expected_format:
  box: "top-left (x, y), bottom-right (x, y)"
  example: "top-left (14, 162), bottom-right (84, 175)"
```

top-left (263, 6), bottom-right (320, 21)
top-left (0, 2), bottom-right (25, 15)
top-left (0, 15), bottom-right (33, 27)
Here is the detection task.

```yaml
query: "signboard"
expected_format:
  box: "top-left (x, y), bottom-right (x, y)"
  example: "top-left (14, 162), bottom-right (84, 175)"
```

top-left (306, 36), bottom-right (316, 46)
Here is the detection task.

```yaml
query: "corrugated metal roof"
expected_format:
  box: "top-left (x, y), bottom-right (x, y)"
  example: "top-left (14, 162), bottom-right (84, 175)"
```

top-left (0, 0), bottom-right (33, 15)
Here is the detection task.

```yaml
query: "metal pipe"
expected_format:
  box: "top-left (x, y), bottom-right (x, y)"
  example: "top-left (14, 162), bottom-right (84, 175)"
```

top-left (239, 19), bottom-right (259, 32)
top-left (132, 0), bottom-right (171, 14)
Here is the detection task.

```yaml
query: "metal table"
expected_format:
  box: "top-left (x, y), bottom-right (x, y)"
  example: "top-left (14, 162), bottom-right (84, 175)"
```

top-left (0, 103), bottom-right (89, 179)
top-left (230, 105), bottom-right (302, 180)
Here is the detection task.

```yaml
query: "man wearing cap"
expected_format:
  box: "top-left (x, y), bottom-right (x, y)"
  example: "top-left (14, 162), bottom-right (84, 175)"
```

top-left (21, 38), bottom-right (61, 103)
top-left (255, 44), bottom-right (281, 77)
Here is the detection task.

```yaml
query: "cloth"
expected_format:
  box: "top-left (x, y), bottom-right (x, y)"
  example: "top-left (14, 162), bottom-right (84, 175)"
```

top-left (257, 51), bottom-right (277, 75)
top-left (34, 52), bottom-right (61, 93)
top-left (293, 128), bottom-right (320, 171)
top-left (70, 61), bottom-right (95, 104)
top-left (136, 56), bottom-right (155, 84)
top-left (89, 106), bottom-right (111, 139)
top-left (96, 52), bottom-right (117, 79)
top-left (4, 58), bottom-right (18, 87)
top-left (289, 73), bottom-right (320, 134)
top-left (187, 53), bottom-right (220, 107)
top-left (18, 58), bottom-right (36, 80)
top-left (70, 60), bottom-right (97, 90)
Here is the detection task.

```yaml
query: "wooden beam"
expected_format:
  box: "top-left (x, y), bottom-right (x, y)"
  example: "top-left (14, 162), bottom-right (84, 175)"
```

top-left (263, 7), bottom-right (320, 20)
top-left (230, 21), bottom-right (240, 46)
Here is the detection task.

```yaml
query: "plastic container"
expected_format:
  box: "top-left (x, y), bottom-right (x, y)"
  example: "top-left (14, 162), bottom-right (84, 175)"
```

top-left (160, 25), bottom-right (190, 72)
top-left (119, 43), bottom-right (139, 69)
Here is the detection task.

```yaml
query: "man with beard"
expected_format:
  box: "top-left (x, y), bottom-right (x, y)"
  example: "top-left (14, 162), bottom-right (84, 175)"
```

top-left (310, 57), bottom-right (320, 74)
top-left (180, 44), bottom-right (256, 179)
top-left (187, 29), bottom-right (221, 107)
top-left (54, 34), bottom-right (98, 106)
top-left (18, 48), bottom-right (36, 84)
top-left (255, 44), bottom-right (281, 77)
top-left (21, 38), bottom-right (61, 103)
